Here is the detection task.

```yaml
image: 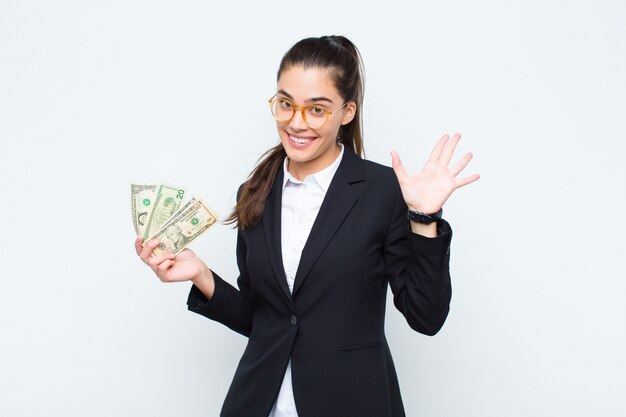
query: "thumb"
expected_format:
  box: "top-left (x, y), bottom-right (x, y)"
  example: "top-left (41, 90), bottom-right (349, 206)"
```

top-left (390, 150), bottom-right (408, 179)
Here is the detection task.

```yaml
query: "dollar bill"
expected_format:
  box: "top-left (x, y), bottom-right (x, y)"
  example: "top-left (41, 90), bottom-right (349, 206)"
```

top-left (131, 184), bottom-right (157, 236)
top-left (145, 197), bottom-right (219, 256)
top-left (142, 183), bottom-right (187, 241)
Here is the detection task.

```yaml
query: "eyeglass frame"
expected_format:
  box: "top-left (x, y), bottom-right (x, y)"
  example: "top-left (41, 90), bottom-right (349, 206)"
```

top-left (268, 93), bottom-right (351, 129)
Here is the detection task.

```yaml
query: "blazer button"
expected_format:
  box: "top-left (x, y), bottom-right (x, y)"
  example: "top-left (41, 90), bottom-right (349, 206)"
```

top-left (290, 315), bottom-right (297, 326)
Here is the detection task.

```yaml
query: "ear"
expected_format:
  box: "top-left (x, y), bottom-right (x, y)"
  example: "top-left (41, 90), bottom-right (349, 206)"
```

top-left (341, 101), bottom-right (357, 125)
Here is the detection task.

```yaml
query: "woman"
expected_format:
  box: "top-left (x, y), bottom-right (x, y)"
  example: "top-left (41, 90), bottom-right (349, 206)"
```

top-left (135, 35), bottom-right (479, 417)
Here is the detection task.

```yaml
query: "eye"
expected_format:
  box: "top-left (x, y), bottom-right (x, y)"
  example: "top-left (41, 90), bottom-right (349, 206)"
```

top-left (308, 106), bottom-right (326, 117)
top-left (278, 99), bottom-right (293, 109)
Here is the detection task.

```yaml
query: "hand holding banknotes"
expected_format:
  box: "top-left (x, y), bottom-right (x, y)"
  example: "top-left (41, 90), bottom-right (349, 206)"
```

top-left (134, 235), bottom-right (214, 294)
top-left (132, 183), bottom-right (218, 297)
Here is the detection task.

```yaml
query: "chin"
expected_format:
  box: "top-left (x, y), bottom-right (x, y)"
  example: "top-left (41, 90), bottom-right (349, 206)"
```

top-left (281, 144), bottom-right (313, 163)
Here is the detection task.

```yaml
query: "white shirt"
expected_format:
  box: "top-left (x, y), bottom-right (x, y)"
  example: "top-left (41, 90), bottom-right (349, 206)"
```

top-left (268, 144), bottom-right (345, 417)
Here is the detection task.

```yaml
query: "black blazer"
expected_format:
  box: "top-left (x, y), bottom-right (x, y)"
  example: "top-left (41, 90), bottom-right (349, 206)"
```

top-left (187, 146), bottom-right (453, 417)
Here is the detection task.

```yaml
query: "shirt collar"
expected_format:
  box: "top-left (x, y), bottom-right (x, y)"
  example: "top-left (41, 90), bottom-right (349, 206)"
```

top-left (282, 143), bottom-right (345, 192)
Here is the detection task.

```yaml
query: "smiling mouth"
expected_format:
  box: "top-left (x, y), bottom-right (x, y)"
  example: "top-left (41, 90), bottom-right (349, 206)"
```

top-left (289, 134), bottom-right (316, 145)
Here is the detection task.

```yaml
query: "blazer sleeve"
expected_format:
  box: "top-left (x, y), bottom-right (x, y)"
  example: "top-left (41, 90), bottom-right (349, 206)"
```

top-left (186, 188), bottom-right (253, 337)
top-left (384, 185), bottom-right (453, 336)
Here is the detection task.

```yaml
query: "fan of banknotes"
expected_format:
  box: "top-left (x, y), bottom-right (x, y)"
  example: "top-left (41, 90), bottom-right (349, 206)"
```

top-left (131, 184), bottom-right (219, 257)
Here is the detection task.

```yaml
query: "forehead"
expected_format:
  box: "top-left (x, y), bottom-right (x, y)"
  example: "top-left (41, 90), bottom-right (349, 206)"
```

top-left (277, 66), bottom-right (339, 102)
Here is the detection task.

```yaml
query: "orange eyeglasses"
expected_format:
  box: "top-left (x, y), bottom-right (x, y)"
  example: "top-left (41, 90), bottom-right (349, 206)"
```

top-left (268, 94), bottom-right (349, 129)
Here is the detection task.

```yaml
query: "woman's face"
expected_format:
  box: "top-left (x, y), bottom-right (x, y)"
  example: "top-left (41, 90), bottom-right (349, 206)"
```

top-left (275, 66), bottom-right (356, 179)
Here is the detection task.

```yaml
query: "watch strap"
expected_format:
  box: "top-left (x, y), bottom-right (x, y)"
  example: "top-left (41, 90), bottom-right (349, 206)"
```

top-left (407, 207), bottom-right (443, 224)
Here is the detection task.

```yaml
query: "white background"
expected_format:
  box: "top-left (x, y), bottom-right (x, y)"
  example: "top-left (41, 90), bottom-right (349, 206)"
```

top-left (1, 1), bottom-right (625, 416)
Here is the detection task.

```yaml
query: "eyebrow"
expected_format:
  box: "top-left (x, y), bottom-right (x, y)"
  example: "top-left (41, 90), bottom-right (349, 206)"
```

top-left (277, 89), bottom-right (334, 104)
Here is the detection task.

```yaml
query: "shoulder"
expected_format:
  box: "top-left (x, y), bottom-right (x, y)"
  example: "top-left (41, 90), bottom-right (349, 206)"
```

top-left (360, 158), bottom-right (400, 191)
top-left (361, 158), bottom-right (394, 176)
top-left (345, 156), bottom-right (403, 210)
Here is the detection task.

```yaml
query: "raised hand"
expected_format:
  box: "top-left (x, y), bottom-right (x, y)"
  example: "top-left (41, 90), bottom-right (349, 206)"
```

top-left (391, 133), bottom-right (479, 214)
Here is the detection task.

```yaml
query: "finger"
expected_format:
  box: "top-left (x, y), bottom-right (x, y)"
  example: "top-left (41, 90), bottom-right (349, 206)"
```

top-left (140, 239), bottom-right (161, 262)
top-left (440, 133), bottom-right (461, 165)
top-left (455, 173), bottom-right (481, 189)
top-left (428, 134), bottom-right (450, 162)
top-left (450, 152), bottom-right (473, 177)
top-left (134, 235), bottom-right (143, 256)
top-left (390, 150), bottom-right (409, 179)
top-left (156, 259), bottom-right (174, 277)
top-left (148, 251), bottom-right (173, 268)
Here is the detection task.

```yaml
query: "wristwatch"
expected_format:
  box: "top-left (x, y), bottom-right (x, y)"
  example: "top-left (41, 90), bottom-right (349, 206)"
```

top-left (407, 207), bottom-right (443, 224)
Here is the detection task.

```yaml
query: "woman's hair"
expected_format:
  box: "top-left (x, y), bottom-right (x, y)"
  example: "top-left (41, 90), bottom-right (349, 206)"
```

top-left (225, 35), bottom-right (365, 230)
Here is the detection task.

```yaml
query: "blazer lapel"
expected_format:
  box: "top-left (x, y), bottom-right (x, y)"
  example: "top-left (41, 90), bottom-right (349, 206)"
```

top-left (262, 167), bottom-right (295, 311)
top-left (291, 147), bottom-right (365, 297)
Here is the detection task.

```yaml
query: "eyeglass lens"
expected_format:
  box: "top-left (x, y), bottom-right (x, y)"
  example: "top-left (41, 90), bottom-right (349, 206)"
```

top-left (270, 98), bottom-right (328, 129)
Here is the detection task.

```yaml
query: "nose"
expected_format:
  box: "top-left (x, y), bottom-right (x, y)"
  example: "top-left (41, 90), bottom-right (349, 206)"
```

top-left (289, 108), bottom-right (308, 131)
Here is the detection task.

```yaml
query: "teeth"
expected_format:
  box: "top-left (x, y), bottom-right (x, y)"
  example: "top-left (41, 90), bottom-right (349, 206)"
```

top-left (290, 135), bottom-right (312, 144)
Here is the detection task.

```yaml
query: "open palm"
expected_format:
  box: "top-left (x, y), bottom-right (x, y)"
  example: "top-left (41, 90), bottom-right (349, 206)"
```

top-left (391, 133), bottom-right (479, 214)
